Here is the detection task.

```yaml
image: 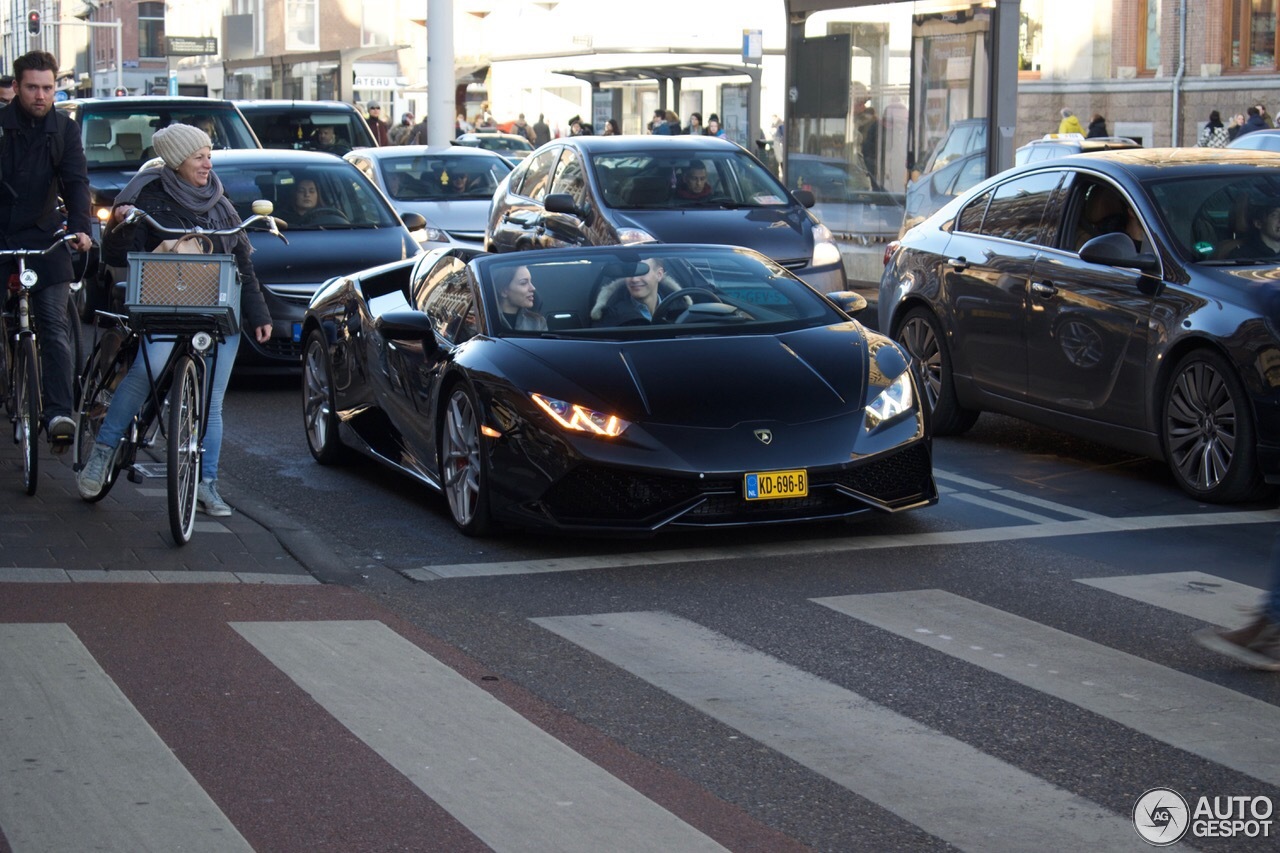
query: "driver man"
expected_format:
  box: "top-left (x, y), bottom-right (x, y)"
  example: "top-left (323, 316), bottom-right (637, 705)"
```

top-left (1230, 201), bottom-right (1280, 259)
top-left (675, 160), bottom-right (713, 201)
top-left (591, 257), bottom-right (686, 325)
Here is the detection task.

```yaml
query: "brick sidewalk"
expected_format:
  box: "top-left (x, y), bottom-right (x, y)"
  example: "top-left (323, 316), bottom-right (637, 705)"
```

top-left (0, 430), bottom-right (322, 582)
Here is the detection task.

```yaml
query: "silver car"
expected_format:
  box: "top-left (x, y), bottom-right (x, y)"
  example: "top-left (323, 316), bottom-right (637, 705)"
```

top-left (345, 146), bottom-right (512, 249)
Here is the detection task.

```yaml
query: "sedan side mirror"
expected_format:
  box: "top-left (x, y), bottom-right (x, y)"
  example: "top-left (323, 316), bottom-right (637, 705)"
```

top-left (544, 192), bottom-right (581, 217)
top-left (791, 189), bottom-right (816, 208)
top-left (1079, 232), bottom-right (1160, 273)
top-left (400, 211), bottom-right (427, 232)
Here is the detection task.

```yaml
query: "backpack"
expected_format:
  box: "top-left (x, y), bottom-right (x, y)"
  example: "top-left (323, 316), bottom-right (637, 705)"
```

top-left (1199, 124), bottom-right (1229, 149)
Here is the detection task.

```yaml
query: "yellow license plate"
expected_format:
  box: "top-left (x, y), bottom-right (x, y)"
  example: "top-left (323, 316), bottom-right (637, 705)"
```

top-left (744, 469), bottom-right (808, 501)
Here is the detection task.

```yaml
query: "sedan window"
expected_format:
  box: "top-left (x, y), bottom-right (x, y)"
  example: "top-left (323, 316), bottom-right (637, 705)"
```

top-left (977, 172), bottom-right (1063, 245)
top-left (514, 147), bottom-right (560, 202)
top-left (592, 150), bottom-right (789, 209)
top-left (1146, 173), bottom-right (1280, 261)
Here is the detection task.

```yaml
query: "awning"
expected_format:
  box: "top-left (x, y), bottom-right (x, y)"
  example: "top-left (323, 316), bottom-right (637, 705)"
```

top-left (550, 62), bottom-right (754, 86)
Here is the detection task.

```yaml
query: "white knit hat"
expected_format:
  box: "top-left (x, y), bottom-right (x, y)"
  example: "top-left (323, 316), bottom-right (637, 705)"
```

top-left (151, 123), bottom-right (212, 170)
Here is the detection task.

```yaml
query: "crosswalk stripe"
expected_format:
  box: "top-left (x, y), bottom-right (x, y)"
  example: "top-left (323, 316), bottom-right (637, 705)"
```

top-left (231, 620), bottom-right (725, 853)
top-left (0, 623), bottom-right (251, 852)
top-left (533, 610), bottom-right (1140, 852)
top-left (413, 508), bottom-right (1279, 579)
top-left (815, 590), bottom-right (1280, 787)
top-left (947, 491), bottom-right (1060, 523)
top-left (1077, 571), bottom-right (1263, 627)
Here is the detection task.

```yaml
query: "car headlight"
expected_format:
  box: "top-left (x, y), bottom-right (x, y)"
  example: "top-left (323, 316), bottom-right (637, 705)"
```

top-left (531, 393), bottom-right (630, 437)
top-left (415, 217), bottom-right (448, 244)
top-left (811, 221), bottom-right (843, 268)
top-left (863, 371), bottom-right (915, 430)
top-left (617, 228), bottom-right (657, 245)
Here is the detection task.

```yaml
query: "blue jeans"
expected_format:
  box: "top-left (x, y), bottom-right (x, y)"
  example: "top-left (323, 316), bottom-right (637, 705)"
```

top-left (32, 282), bottom-right (74, 423)
top-left (95, 331), bottom-right (240, 481)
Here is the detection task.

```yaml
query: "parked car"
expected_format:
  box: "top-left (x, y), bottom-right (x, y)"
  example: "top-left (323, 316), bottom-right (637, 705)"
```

top-left (788, 152), bottom-right (905, 241)
top-left (301, 243), bottom-right (935, 535)
top-left (56, 96), bottom-right (262, 318)
top-left (234, 99), bottom-right (377, 155)
top-left (452, 131), bottom-right (534, 165)
top-left (94, 150), bottom-right (424, 368)
top-left (880, 148), bottom-right (1280, 503)
top-left (1014, 133), bottom-right (1142, 164)
top-left (486, 135), bottom-right (846, 293)
top-left (901, 133), bottom-right (1142, 238)
top-left (1227, 128), bottom-right (1280, 152)
top-left (344, 146), bottom-right (511, 249)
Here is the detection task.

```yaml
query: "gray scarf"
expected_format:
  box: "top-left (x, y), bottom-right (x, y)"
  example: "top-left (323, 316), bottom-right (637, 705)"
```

top-left (114, 165), bottom-right (250, 255)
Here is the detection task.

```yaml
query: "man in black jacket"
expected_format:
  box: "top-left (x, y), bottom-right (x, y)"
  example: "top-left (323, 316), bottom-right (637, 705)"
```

top-left (0, 51), bottom-right (92, 447)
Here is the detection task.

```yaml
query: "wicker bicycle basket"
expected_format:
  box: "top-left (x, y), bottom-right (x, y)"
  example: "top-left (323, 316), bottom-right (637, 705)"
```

top-left (125, 251), bottom-right (241, 335)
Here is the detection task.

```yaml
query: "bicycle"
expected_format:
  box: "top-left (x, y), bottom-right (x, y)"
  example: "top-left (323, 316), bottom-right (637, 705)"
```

top-left (0, 233), bottom-right (82, 495)
top-left (74, 204), bottom-right (284, 545)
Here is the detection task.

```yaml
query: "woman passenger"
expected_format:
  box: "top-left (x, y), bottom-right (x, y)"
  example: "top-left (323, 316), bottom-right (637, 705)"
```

top-left (495, 265), bottom-right (547, 331)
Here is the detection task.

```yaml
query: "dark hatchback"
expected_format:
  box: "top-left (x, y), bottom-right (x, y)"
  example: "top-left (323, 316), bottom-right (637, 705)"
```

top-left (880, 148), bottom-right (1280, 503)
top-left (234, 100), bottom-right (378, 154)
top-left (485, 136), bottom-right (846, 293)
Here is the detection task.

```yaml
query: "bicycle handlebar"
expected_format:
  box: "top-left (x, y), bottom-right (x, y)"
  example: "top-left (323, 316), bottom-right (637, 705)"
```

top-left (122, 207), bottom-right (289, 246)
top-left (0, 233), bottom-right (78, 258)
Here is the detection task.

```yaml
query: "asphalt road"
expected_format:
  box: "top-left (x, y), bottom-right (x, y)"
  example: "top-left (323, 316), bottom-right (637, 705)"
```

top-left (4, 373), bottom-right (1278, 850)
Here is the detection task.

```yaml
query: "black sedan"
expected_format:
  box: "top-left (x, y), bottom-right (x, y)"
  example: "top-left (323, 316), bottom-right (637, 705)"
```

top-left (880, 148), bottom-right (1280, 503)
top-left (301, 244), bottom-right (936, 535)
top-left (485, 135), bottom-right (847, 294)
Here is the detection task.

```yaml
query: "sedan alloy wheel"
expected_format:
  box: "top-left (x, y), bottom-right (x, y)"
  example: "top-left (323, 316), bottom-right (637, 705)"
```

top-left (895, 307), bottom-right (978, 435)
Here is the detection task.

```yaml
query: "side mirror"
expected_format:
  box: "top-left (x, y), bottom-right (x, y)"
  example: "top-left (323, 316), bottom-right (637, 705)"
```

top-left (374, 309), bottom-right (439, 347)
top-left (792, 189), bottom-right (816, 208)
top-left (544, 192), bottom-right (581, 217)
top-left (826, 290), bottom-right (869, 316)
top-left (1079, 232), bottom-right (1160, 273)
top-left (400, 211), bottom-right (427, 231)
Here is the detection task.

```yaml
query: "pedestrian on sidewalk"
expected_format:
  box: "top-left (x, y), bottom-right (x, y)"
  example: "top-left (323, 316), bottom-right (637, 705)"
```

top-left (1194, 530), bottom-right (1280, 669)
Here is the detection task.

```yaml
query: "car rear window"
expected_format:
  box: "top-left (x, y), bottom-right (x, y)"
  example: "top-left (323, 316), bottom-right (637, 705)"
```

top-left (240, 105), bottom-right (377, 153)
top-left (75, 106), bottom-right (259, 168)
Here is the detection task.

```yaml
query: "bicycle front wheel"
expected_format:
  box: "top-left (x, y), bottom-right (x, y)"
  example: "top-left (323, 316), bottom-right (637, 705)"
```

top-left (167, 353), bottom-right (202, 545)
top-left (15, 335), bottom-right (39, 495)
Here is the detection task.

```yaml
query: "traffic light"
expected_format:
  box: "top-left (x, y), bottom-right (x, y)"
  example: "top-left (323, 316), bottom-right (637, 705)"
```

top-left (27, 11), bottom-right (40, 35)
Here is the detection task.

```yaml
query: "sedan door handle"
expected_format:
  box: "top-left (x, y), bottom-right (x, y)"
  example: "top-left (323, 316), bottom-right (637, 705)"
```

top-left (1030, 281), bottom-right (1057, 298)
top-left (946, 257), bottom-right (968, 272)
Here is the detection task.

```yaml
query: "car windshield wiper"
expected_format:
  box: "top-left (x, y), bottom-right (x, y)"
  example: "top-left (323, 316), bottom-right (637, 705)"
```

top-left (1199, 257), bottom-right (1269, 266)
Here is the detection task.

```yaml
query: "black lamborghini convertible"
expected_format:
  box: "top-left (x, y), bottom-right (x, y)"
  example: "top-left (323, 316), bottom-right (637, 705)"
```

top-left (300, 244), bottom-right (936, 535)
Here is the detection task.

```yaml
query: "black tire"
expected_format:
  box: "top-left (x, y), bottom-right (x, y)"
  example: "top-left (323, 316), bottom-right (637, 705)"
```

top-left (74, 330), bottom-right (129, 503)
top-left (167, 354), bottom-right (202, 545)
top-left (0, 312), bottom-right (10, 408)
top-left (440, 384), bottom-right (492, 536)
top-left (1162, 349), bottom-right (1268, 503)
top-left (16, 335), bottom-right (39, 495)
top-left (301, 330), bottom-right (346, 464)
top-left (894, 306), bottom-right (979, 435)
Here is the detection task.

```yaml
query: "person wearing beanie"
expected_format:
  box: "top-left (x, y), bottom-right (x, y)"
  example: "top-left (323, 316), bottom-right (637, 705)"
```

top-left (365, 100), bottom-right (390, 146)
top-left (79, 121), bottom-right (274, 517)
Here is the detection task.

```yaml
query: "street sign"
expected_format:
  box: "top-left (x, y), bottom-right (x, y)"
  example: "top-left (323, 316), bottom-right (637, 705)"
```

top-left (165, 36), bottom-right (217, 56)
top-left (743, 28), bottom-right (762, 64)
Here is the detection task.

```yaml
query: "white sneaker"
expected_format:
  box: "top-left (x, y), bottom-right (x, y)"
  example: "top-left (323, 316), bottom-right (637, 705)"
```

top-left (48, 414), bottom-right (75, 445)
top-left (197, 479), bottom-right (232, 517)
top-left (77, 442), bottom-right (115, 499)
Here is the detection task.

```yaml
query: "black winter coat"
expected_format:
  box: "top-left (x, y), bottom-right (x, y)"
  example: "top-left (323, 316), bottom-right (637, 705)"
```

top-left (0, 103), bottom-right (91, 288)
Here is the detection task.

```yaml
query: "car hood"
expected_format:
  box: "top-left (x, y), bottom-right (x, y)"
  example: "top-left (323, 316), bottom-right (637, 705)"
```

top-left (612, 207), bottom-right (815, 263)
top-left (393, 199), bottom-right (489, 232)
top-left (86, 168), bottom-right (138, 201)
top-left (501, 325), bottom-right (871, 428)
top-left (250, 228), bottom-right (419, 296)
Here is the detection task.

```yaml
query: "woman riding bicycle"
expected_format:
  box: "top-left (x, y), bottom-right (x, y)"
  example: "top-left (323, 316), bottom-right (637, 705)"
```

top-left (77, 123), bottom-right (272, 515)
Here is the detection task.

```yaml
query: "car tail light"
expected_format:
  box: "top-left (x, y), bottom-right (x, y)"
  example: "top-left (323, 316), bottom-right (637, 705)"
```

top-left (883, 240), bottom-right (900, 266)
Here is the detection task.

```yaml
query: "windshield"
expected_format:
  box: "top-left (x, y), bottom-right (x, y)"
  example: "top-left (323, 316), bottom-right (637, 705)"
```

top-left (241, 107), bottom-right (377, 153)
top-left (477, 247), bottom-right (843, 338)
top-left (216, 160), bottom-right (401, 230)
top-left (592, 149), bottom-right (792, 209)
top-left (377, 154), bottom-right (511, 201)
top-left (1145, 172), bottom-right (1280, 262)
top-left (76, 106), bottom-right (259, 169)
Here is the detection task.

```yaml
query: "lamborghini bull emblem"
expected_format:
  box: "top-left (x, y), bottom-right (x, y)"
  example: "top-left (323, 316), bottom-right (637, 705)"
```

top-left (754, 429), bottom-right (773, 445)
